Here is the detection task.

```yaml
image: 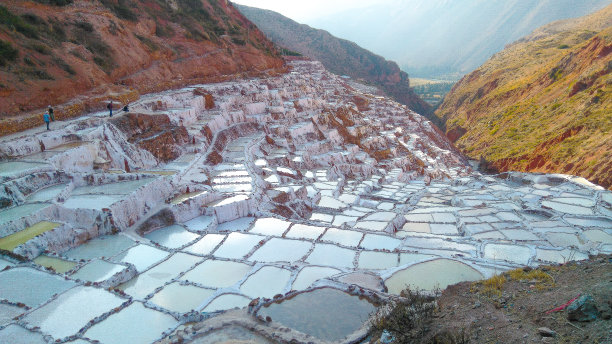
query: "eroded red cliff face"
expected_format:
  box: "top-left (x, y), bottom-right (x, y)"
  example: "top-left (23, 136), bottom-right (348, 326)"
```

top-left (0, 0), bottom-right (286, 134)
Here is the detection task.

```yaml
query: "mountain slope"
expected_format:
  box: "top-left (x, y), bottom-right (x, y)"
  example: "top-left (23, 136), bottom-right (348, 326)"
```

top-left (435, 4), bottom-right (612, 188)
top-left (307, 0), bottom-right (611, 78)
top-left (0, 0), bottom-right (284, 134)
top-left (235, 4), bottom-right (432, 117)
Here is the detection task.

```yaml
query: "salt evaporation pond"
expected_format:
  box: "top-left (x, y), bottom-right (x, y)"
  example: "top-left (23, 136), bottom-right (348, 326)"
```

top-left (0, 203), bottom-right (50, 226)
top-left (23, 286), bottom-right (124, 339)
top-left (25, 184), bottom-right (66, 202)
top-left (70, 259), bottom-right (126, 283)
top-left (33, 255), bottom-right (77, 274)
top-left (0, 161), bottom-right (49, 178)
top-left (248, 237), bottom-right (312, 263)
top-left (292, 266), bottom-right (341, 290)
top-left (203, 294), bottom-right (251, 313)
top-left (63, 235), bottom-right (135, 260)
top-left (258, 287), bottom-right (376, 342)
top-left (0, 267), bottom-right (76, 307)
top-left (385, 259), bottom-right (484, 293)
top-left (84, 302), bottom-right (177, 344)
top-left (0, 221), bottom-right (60, 251)
top-left (150, 283), bottom-right (215, 313)
top-left (190, 326), bottom-right (273, 344)
top-left (145, 224), bottom-right (200, 249)
top-left (181, 259), bottom-right (251, 288)
top-left (240, 266), bottom-right (291, 298)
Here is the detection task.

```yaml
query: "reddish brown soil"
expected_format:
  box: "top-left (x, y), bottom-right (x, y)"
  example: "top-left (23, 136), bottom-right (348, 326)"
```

top-left (424, 256), bottom-right (612, 344)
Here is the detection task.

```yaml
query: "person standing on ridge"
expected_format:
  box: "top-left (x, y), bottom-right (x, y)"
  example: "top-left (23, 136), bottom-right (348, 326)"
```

top-left (48, 105), bottom-right (55, 121)
top-left (107, 100), bottom-right (113, 117)
top-left (43, 111), bottom-right (50, 130)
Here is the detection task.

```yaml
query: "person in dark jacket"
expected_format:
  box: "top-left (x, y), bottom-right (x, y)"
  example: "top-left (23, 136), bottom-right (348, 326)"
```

top-left (43, 112), bottom-right (50, 130)
top-left (48, 105), bottom-right (55, 121)
top-left (107, 100), bottom-right (113, 117)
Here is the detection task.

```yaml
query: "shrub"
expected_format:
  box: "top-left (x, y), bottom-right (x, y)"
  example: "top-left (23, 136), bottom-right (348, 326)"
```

top-left (135, 34), bottom-right (159, 51)
top-left (0, 40), bottom-right (18, 66)
top-left (231, 37), bottom-right (246, 45)
top-left (29, 43), bottom-right (51, 55)
top-left (370, 288), bottom-right (438, 343)
top-left (100, 0), bottom-right (138, 21)
top-left (72, 21), bottom-right (115, 72)
top-left (32, 0), bottom-right (74, 5)
top-left (53, 57), bottom-right (76, 75)
top-left (20, 67), bottom-right (54, 80)
top-left (0, 6), bottom-right (39, 39)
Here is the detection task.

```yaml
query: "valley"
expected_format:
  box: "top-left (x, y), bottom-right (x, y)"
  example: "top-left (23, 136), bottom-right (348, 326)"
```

top-left (0, 1), bottom-right (610, 343)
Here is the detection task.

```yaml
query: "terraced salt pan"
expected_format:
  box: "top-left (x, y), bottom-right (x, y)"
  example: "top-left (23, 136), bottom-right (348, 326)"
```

top-left (0, 203), bottom-right (50, 226)
top-left (0, 304), bottom-right (26, 326)
top-left (249, 238), bottom-right (312, 263)
top-left (121, 253), bottom-right (202, 298)
top-left (321, 228), bottom-right (363, 247)
top-left (360, 234), bottom-right (401, 250)
top-left (358, 251), bottom-right (399, 270)
top-left (183, 234), bottom-right (225, 256)
top-left (248, 217), bottom-right (292, 236)
top-left (240, 266), bottom-right (292, 298)
top-left (63, 194), bottom-right (124, 210)
top-left (72, 179), bottom-right (152, 195)
top-left (306, 244), bottom-right (355, 268)
top-left (0, 267), bottom-right (76, 307)
top-left (213, 232), bottom-right (264, 259)
top-left (24, 286), bottom-right (124, 339)
top-left (0, 161), bottom-right (50, 178)
top-left (85, 302), bottom-right (177, 344)
top-left (292, 266), bottom-right (342, 290)
top-left (483, 244), bottom-right (532, 265)
top-left (541, 200), bottom-right (593, 215)
top-left (0, 221), bottom-right (60, 251)
top-left (285, 224), bottom-right (326, 240)
top-left (150, 283), bottom-right (215, 313)
top-left (170, 190), bottom-right (208, 205)
top-left (181, 260), bottom-right (252, 288)
top-left (217, 217), bottom-right (255, 231)
top-left (113, 244), bottom-right (169, 272)
top-left (184, 215), bottom-right (214, 231)
top-left (33, 255), bottom-right (77, 274)
top-left (0, 324), bottom-right (46, 344)
top-left (25, 184), bottom-right (67, 202)
top-left (257, 287), bottom-right (376, 342)
top-left (146, 225), bottom-right (200, 249)
top-left (191, 326), bottom-right (273, 344)
top-left (70, 259), bottom-right (126, 283)
top-left (63, 235), bottom-right (135, 260)
top-left (385, 259), bottom-right (483, 293)
top-left (203, 294), bottom-right (251, 313)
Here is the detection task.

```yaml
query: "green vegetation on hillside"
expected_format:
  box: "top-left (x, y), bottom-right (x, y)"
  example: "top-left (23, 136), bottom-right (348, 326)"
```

top-left (435, 5), bottom-right (612, 188)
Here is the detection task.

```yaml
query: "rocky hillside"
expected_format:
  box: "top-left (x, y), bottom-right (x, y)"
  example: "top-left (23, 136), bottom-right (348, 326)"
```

top-left (308, 0), bottom-right (611, 79)
top-left (235, 4), bottom-right (432, 117)
top-left (0, 0), bottom-right (285, 134)
top-left (435, 4), bottom-right (612, 188)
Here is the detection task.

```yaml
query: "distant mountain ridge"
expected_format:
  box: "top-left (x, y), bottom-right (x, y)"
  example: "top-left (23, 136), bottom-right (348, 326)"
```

top-left (307, 0), bottom-right (612, 78)
top-left (435, 4), bottom-right (612, 188)
top-left (235, 4), bottom-right (432, 117)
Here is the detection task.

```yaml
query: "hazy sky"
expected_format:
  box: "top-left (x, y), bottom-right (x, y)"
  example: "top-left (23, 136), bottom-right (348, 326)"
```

top-left (231, 0), bottom-right (377, 22)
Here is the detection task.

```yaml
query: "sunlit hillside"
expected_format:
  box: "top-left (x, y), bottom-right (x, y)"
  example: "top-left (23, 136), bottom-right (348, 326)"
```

top-left (435, 4), bottom-right (612, 188)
